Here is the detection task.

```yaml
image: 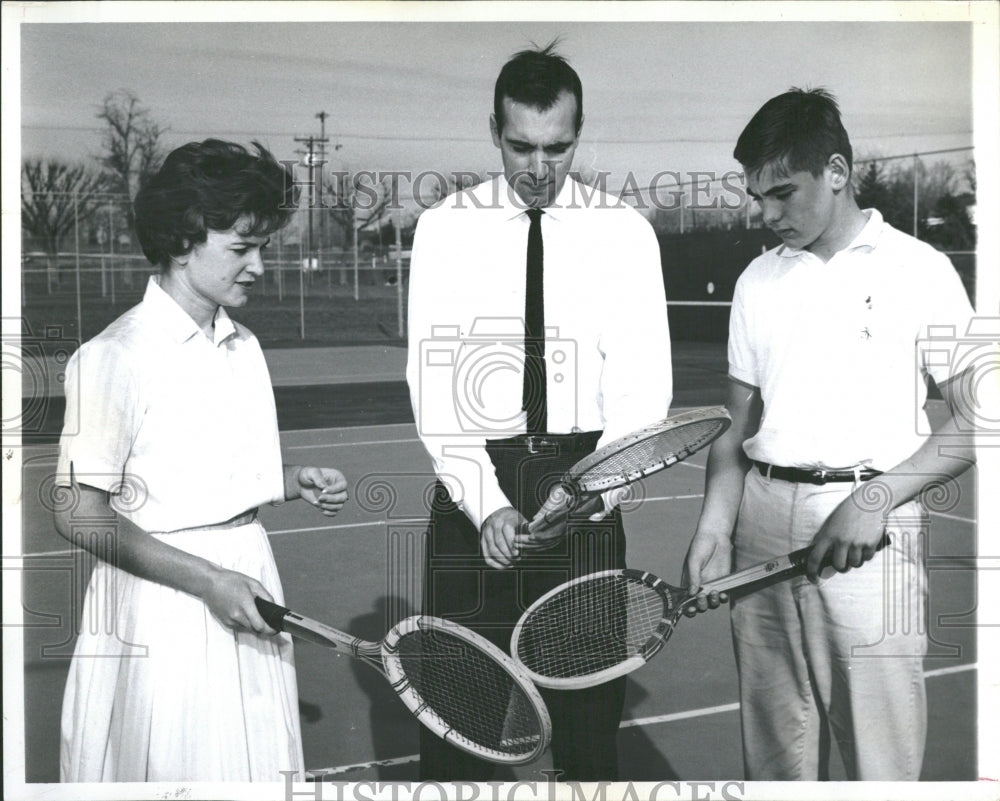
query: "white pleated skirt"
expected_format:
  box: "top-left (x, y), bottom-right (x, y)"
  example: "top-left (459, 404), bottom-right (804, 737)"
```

top-left (59, 520), bottom-right (304, 783)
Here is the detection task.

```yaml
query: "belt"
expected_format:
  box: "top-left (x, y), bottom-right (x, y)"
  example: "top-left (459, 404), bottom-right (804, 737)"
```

top-left (754, 461), bottom-right (882, 485)
top-left (490, 431), bottom-right (601, 455)
top-left (172, 509), bottom-right (259, 533)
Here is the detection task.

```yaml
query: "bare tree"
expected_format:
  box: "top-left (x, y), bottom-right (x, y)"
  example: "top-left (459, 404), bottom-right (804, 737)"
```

top-left (318, 170), bottom-right (397, 283)
top-left (322, 170), bottom-right (399, 242)
top-left (21, 159), bottom-right (110, 290)
top-left (96, 89), bottom-right (167, 229)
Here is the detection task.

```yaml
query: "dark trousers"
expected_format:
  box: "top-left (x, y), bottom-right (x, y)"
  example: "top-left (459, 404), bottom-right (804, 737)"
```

top-left (419, 432), bottom-right (628, 781)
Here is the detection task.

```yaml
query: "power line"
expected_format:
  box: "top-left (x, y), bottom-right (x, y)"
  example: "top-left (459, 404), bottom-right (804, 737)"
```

top-left (21, 122), bottom-right (975, 147)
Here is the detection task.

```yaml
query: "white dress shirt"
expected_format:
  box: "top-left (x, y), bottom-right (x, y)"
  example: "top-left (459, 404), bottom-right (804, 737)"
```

top-left (406, 175), bottom-right (673, 530)
top-left (56, 276), bottom-right (286, 532)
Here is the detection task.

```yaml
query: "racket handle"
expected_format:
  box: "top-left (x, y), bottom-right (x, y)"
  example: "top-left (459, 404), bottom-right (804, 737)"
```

top-left (255, 597), bottom-right (291, 632)
top-left (701, 535), bottom-right (891, 595)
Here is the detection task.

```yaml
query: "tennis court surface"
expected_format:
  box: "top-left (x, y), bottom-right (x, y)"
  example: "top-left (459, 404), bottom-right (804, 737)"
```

top-left (17, 342), bottom-right (979, 783)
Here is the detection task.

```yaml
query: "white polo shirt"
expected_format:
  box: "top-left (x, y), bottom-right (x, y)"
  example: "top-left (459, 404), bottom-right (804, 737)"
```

top-left (56, 276), bottom-right (285, 532)
top-left (729, 209), bottom-right (975, 471)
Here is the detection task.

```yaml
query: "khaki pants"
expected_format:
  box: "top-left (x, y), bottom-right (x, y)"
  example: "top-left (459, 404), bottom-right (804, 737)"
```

top-left (731, 469), bottom-right (928, 780)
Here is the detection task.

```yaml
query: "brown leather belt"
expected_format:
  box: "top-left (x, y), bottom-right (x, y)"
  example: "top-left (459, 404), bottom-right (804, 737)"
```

top-left (754, 461), bottom-right (882, 485)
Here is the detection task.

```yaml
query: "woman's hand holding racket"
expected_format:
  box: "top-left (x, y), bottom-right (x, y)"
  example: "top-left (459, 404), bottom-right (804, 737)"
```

top-left (201, 568), bottom-right (278, 635)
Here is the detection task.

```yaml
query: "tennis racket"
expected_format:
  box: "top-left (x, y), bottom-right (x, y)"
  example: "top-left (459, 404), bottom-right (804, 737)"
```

top-left (510, 538), bottom-right (887, 689)
top-left (256, 598), bottom-right (551, 764)
top-left (521, 406), bottom-right (731, 549)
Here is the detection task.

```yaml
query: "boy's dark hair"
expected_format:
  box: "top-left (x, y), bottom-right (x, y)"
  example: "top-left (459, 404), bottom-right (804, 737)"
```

top-left (134, 139), bottom-right (297, 268)
top-left (734, 88), bottom-right (853, 178)
top-left (493, 41), bottom-right (583, 135)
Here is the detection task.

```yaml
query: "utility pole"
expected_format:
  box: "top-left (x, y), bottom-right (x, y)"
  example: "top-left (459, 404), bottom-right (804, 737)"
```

top-left (293, 136), bottom-right (316, 275)
top-left (315, 111), bottom-right (328, 275)
top-left (295, 130), bottom-right (330, 276)
top-left (292, 135), bottom-right (320, 340)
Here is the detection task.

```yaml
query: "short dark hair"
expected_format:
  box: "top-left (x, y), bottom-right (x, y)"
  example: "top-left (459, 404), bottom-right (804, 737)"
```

top-left (734, 88), bottom-right (853, 179)
top-left (493, 42), bottom-right (583, 135)
top-left (134, 139), bottom-right (296, 268)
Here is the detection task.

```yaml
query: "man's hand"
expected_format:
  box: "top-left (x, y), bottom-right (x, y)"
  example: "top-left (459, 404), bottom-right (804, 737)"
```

top-left (481, 507), bottom-right (528, 569)
top-left (681, 530), bottom-right (732, 617)
top-left (519, 484), bottom-right (630, 551)
top-left (296, 467), bottom-right (349, 516)
top-left (806, 498), bottom-right (886, 579)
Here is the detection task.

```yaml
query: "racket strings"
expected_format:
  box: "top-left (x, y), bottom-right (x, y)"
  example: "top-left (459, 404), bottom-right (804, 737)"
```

top-left (579, 421), bottom-right (726, 487)
top-left (394, 631), bottom-right (543, 756)
top-left (516, 575), bottom-right (669, 679)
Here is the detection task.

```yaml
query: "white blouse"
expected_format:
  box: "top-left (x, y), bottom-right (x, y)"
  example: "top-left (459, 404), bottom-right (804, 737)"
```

top-left (56, 276), bottom-right (285, 533)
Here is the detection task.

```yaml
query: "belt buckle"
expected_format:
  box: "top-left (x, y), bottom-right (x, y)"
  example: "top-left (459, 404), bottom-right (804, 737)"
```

top-left (525, 435), bottom-right (553, 454)
top-left (810, 469), bottom-right (828, 485)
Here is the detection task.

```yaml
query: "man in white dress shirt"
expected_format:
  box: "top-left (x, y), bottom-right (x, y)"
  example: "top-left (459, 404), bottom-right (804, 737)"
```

top-left (406, 44), bottom-right (672, 780)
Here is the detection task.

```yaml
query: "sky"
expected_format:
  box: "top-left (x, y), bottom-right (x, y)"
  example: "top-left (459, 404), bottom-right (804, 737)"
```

top-left (11, 6), bottom-right (988, 206)
top-left (4, 5), bottom-right (1000, 798)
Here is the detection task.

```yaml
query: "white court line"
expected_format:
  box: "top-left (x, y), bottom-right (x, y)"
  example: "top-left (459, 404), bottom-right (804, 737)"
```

top-left (287, 437), bottom-right (421, 450)
top-left (924, 663), bottom-right (978, 679)
top-left (22, 521), bottom-right (392, 558)
top-left (265, 497), bottom-right (709, 539)
top-left (275, 373), bottom-right (402, 383)
top-left (634, 494), bottom-right (704, 503)
top-left (306, 662), bottom-right (977, 778)
top-left (19, 495), bottom-right (973, 557)
top-left (930, 511), bottom-right (977, 524)
top-left (620, 701), bottom-right (740, 729)
top-left (269, 520), bottom-right (388, 536)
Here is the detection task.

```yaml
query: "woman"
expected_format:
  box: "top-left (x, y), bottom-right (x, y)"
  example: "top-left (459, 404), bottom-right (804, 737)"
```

top-left (54, 139), bottom-right (347, 782)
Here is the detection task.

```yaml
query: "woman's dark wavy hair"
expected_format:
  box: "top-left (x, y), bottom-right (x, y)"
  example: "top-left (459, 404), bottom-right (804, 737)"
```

top-left (734, 88), bottom-right (853, 179)
top-left (493, 41), bottom-right (583, 135)
top-left (134, 139), bottom-right (297, 268)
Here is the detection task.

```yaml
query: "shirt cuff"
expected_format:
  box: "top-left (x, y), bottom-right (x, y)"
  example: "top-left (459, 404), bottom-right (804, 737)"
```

top-left (462, 482), bottom-right (516, 533)
top-left (728, 366), bottom-right (758, 389)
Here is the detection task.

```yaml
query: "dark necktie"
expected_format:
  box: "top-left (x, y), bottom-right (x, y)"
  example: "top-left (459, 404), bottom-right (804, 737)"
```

top-left (523, 208), bottom-right (547, 434)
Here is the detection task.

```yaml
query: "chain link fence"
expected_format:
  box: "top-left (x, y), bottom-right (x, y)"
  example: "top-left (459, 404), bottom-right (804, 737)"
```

top-left (20, 193), bottom-right (412, 346)
top-left (20, 146), bottom-right (976, 349)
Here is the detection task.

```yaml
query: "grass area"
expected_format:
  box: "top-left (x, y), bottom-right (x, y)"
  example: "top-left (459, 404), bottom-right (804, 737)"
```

top-left (21, 268), bottom-right (407, 348)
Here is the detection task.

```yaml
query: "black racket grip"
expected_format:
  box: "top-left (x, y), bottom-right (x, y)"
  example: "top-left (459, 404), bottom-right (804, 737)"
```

top-left (789, 533), bottom-right (892, 572)
top-left (255, 597), bottom-right (291, 632)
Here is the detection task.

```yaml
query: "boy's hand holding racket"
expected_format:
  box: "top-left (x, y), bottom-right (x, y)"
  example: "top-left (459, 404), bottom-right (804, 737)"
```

top-left (509, 534), bottom-right (889, 690)
top-left (806, 496), bottom-right (888, 578)
top-left (682, 529), bottom-right (733, 616)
